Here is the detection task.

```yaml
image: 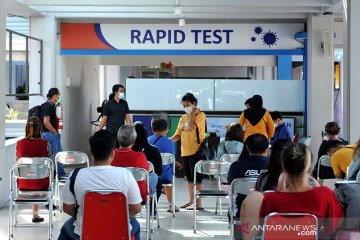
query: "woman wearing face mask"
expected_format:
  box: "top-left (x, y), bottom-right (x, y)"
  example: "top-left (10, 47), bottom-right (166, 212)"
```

top-left (170, 92), bottom-right (206, 210)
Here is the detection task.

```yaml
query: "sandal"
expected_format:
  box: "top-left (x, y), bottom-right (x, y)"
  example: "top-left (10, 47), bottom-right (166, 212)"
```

top-left (167, 206), bottom-right (180, 213)
top-left (180, 202), bottom-right (193, 208)
top-left (186, 205), bottom-right (204, 211)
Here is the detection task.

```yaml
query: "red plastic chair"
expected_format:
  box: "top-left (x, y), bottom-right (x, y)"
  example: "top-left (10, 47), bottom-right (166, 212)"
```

top-left (262, 212), bottom-right (318, 240)
top-left (81, 190), bottom-right (134, 240)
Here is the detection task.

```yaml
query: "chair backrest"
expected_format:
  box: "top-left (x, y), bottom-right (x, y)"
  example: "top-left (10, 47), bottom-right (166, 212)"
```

top-left (161, 153), bottom-right (175, 165)
top-left (219, 153), bottom-right (240, 164)
top-left (81, 190), bottom-right (131, 240)
top-left (262, 212), bottom-right (318, 240)
top-left (126, 167), bottom-right (148, 182)
top-left (317, 155), bottom-right (332, 180)
top-left (230, 177), bottom-right (257, 196)
top-left (299, 137), bottom-right (312, 147)
top-left (55, 151), bottom-right (90, 166)
top-left (147, 161), bottom-right (154, 173)
top-left (16, 157), bottom-right (54, 173)
top-left (12, 164), bottom-right (51, 180)
top-left (194, 160), bottom-right (230, 176)
top-left (319, 155), bottom-right (331, 167)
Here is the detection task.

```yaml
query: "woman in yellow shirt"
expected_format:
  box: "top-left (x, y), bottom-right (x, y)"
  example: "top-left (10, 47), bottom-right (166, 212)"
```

top-left (170, 92), bottom-right (206, 210)
top-left (239, 95), bottom-right (275, 141)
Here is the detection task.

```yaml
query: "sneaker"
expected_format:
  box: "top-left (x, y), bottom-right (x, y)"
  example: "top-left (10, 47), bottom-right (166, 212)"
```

top-left (32, 217), bottom-right (44, 223)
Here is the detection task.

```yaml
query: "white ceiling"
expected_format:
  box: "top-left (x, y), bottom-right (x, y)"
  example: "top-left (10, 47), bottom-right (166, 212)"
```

top-left (6, 0), bottom-right (343, 21)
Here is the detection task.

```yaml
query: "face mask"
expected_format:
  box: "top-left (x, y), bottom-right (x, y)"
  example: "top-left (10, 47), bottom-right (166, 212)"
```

top-left (56, 96), bottom-right (62, 105)
top-left (184, 106), bottom-right (193, 115)
top-left (274, 123), bottom-right (278, 128)
top-left (119, 92), bottom-right (125, 99)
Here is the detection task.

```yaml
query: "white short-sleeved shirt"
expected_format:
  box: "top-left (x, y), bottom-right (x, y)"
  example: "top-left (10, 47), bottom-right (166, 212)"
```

top-left (61, 165), bottom-right (142, 235)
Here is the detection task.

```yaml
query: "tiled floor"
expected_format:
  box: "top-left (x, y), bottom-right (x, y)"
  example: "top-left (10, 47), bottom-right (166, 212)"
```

top-left (0, 178), bottom-right (231, 240)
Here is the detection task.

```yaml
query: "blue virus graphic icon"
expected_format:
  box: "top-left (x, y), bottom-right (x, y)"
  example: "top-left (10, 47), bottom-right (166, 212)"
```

top-left (261, 30), bottom-right (278, 47)
top-left (251, 37), bottom-right (256, 42)
top-left (254, 26), bottom-right (263, 35)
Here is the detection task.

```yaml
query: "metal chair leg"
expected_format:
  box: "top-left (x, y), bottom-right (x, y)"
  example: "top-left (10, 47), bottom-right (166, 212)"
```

top-left (193, 187), bottom-right (197, 233)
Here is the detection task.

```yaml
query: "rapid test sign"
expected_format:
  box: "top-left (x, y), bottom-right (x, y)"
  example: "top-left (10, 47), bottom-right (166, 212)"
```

top-left (60, 23), bottom-right (304, 55)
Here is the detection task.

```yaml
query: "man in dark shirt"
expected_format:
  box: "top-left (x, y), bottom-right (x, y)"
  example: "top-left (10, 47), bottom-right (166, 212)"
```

top-left (227, 133), bottom-right (268, 217)
top-left (40, 88), bottom-right (66, 177)
top-left (98, 84), bottom-right (131, 139)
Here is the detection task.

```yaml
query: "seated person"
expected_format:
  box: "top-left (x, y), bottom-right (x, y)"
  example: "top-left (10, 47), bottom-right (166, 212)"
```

top-left (255, 138), bottom-right (291, 192)
top-left (313, 121), bottom-right (348, 178)
top-left (16, 116), bottom-right (52, 223)
top-left (148, 118), bottom-right (181, 213)
top-left (331, 143), bottom-right (356, 179)
top-left (270, 111), bottom-right (291, 145)
top-left (347, 138), bottom-right (360, 180)
top-left (132, 121), bottom-right (162, 201)
top-left (227, 133), bottom-right (269, 217)
top-left (241, 143), bottom-right (344, 240)
top-left (58, 130), bottom-right (142, 240)
top-left (112, 125), bottom-right (158, 203)
top-left (215, 123), bottom-right (244, 160)
top-left (313, 140), bottom-right (340, 179)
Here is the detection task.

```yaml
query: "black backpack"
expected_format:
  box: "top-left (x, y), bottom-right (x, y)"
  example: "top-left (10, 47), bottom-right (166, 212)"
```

top-left (198, 137), bottom-right (216, 160)
top-left (28, 105), bottom-right (42, 119)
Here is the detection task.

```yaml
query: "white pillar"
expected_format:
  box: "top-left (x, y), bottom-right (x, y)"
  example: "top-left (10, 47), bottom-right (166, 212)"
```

top-left (344, 0), bottom-right (360, 143)
top-left (0, 0), bottom-right (6, 175)
top-left (29, 15), bottom-right (58, 107)
top-left (307, 15), bottom-right (334, 156)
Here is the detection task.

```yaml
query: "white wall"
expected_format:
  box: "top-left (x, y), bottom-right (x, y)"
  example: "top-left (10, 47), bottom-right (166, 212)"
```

top-left (29, 15), bottom-right (58, 107)
top-left (0, 0), bottom-right (6, 199)
top-left (99, 55), bottom-right (276, 67)
top-left (345, 0), bottom-right (360, 143)
top-left (61, 56), bottom-right (100, 156)
top-left (307, 15), bottom-right (334, 157)
top-left (177, 66), bottom-right (250, 78)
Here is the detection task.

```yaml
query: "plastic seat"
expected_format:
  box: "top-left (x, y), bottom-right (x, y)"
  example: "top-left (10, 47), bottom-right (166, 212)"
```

top-left (229, 177), bottom-right (257, 240)
top-left (160, 153), bottom-right (176, 217)
top-left (54, 151), bottom-right (89, 211)
top-left (8, 161), bottom-right (54, 240)
top-left (81, 190), bottom-right (134, 240)
top-left (193, 160), bottom-right (231, 233)
top-left (262, 212), bottom-right (318, 240)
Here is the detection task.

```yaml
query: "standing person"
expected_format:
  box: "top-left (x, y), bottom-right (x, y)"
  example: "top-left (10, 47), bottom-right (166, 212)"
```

top-left (244, 98), bottom-right (252, 109)
top-left (58, 130), bottom-right (142, 240)
top-left (40, 88), bottom-right (65, 177)
top-left (148, 118), bottom-right (181, 213)
top-left (238, 95), bottom-right (275, 141)
top-left (16, 116), bottom-right (52, 223)
top-left (98, 84), bottom-right (132, 141)
top-left (270, 111), bottom-right (291, 145)
top-left (170, 92), bottom-right (206, 210)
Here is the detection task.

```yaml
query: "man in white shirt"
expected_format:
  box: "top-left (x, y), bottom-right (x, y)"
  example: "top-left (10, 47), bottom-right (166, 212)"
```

top-left (58, 130), bottom-right (142, 240)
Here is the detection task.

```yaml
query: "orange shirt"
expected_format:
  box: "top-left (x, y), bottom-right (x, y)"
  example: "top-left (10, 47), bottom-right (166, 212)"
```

top-left (174, 112), bottom-right (206, 157)
top-left (238, 111), bottom-right (275, 141)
